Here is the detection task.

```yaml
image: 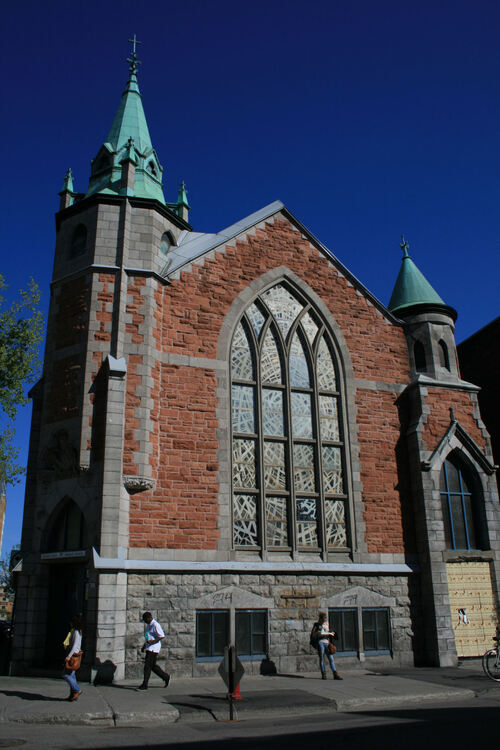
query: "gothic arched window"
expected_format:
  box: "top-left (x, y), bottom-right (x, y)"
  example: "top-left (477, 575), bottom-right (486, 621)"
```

top-left (231, 282), bottom-right (348, 552)
top-left (414, 341), bottom-right (426, 372)
top-left (46, 499), bottom-right (88, 552)
top-left (438, 340), bottom-right (450, 370)
top-left (440, 454), bottom-right (484, 550)
top-left (160, 231), bottom-right (172, 256)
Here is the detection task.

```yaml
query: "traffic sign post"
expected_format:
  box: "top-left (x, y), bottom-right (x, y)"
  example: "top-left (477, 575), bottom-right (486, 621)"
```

top-left (218, 645), bottom-right (245, 720)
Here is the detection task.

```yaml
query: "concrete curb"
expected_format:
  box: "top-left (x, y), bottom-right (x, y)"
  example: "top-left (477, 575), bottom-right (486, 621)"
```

top-left (333, 687), bottom-right (477, 712)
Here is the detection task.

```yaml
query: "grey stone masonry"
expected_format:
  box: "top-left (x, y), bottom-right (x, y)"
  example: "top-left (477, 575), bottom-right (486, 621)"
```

top-left (99, 356), bottom-right (128, 558)
top-left (124, 572), bottom-right (414, 679)
top-left (403, 378), bottom-right (500, 667)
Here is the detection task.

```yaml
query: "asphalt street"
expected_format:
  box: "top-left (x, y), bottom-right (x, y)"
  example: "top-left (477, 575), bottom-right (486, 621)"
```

top-left (0, 694), bottom-right (499, 750)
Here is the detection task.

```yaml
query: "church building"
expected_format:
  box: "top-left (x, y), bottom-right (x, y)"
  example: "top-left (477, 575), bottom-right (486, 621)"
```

top-left (11, 47), bottom-right (500, 680)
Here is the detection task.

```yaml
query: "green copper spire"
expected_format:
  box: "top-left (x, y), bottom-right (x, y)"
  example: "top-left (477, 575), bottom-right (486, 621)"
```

top-left (62, 167), bottom-right (74, 193)
top-left (105, 37), bottom-right (153, 155)
top-left (177, 181), bottom-right (190, 208)
top-left (388, 236), bottom-right (447, 314)
top-left (86, 36), bottom-right (165, 204)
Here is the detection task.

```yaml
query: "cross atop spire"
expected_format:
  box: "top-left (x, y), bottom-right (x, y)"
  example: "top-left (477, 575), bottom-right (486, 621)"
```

top-left (85, 37), bottom-right (166, 205)
top-left (400, 235), bottom-right (410, 258)
top-left (127, 34), bottom-right (142, 76)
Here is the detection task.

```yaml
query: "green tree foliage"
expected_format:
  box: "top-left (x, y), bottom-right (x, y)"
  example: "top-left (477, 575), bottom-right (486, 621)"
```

top-left (0, 274), bottom-right (43, 485)
top-left (0, 553), bottom-right (16, 600)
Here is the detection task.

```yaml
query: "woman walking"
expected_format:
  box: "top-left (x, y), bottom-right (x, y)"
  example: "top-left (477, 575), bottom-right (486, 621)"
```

top-left (311, 611), bottom-right (342, 680)
top-left (63, 614), bottom-right (83, 701)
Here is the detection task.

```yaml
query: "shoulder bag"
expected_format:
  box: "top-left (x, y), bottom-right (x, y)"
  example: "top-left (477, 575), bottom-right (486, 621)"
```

top-left (66, 651), bottom-right (83, 671)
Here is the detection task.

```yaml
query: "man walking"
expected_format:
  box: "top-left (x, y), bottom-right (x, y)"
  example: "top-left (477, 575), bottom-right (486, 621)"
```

top-left (137, 611), bottom-right (171, 690)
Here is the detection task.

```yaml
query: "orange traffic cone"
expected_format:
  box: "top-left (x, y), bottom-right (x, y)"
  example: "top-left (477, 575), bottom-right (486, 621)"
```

top-left (231, 682), bottom-right (242, 701)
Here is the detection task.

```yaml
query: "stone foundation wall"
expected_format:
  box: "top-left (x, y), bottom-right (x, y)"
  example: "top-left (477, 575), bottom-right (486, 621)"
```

top-left (125, 572), bottom-right (414, 678)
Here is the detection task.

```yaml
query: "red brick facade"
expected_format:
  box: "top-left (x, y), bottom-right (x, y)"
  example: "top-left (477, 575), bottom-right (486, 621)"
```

top-left (355, 389), bottom-right (406, 553)
top-left (422, 389), bottom-right (486, 452)
top-left (126, 218), bottom-right (413, 551)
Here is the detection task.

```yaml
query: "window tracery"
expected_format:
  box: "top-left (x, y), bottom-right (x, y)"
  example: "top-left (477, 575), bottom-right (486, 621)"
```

top-left (231, 282), bottom-right (348, 552)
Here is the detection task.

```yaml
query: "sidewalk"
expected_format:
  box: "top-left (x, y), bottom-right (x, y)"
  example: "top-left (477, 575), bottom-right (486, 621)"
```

top-left (0, 661), bottom-right (496, 727)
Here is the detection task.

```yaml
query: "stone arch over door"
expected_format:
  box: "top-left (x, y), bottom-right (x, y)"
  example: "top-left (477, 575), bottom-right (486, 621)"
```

top-left (215, 266), bottom-right (363, 558)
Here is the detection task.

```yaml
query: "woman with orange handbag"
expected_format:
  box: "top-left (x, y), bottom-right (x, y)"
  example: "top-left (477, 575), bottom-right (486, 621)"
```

top-left (63, 614), bottom-right (83, 701)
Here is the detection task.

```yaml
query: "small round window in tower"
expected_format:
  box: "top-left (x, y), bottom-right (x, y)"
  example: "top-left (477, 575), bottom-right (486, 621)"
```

top-left (160, 231), bottom-right (172, 256)
top-left (70, 224), bottom-right (87, 258)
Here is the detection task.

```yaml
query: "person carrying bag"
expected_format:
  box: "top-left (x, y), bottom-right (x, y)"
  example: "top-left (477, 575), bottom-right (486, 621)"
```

top-left (311, 611), bottom-right (342, 680)
top-left (63, 614), bottom-right (84, 701)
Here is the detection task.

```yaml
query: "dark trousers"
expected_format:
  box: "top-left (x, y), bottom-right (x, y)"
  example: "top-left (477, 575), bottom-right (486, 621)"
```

top-left (142, 650), bottom-right (169, 687)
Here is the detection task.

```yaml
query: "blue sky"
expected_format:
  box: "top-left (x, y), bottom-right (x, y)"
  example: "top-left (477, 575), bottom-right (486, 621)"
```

top-left (1, 0), bottom-right (499, 557)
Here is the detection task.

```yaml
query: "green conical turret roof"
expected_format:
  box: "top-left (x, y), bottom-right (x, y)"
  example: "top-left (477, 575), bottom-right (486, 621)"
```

top-left (388, 237), bottom-right (447, 315)
top-left (105, 64), bottom-right (153, 154)
top-left (86, 39), bottom-right (165, 204)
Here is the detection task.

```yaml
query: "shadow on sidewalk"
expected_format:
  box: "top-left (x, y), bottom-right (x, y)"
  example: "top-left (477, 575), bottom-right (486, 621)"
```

top-left (0, 689), bottom-right (67, 702)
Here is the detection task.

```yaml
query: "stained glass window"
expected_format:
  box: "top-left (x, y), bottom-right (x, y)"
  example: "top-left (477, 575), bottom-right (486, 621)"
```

top-left (233, 494), bottom-right (258, 546)
top-left (232, 439), bottom-right (256, 488)
top-left (322, 446), bottom-right (343, 494)
top-left (296, 497), bottom-right (319, 547)
top-left (301, 311), bottom-right (319, 346)
top-left (261, 284), bottom-right (302, 339)
top-left (291, 392), bottom-right (313, 439)
top-left (232, 385), bottom-right (255, 434)
top-left (293, 444), bottom-right (315, 492)
top-left (266, 496), bottom-right (288, 547)
top-left (289, 332), bottom-right (310, 387)
top-left (231, 282), bottom-right (348, 551)
top-left (317, 336), bottom-right (337, 391)
top-left (262, 388), bottom-right (285, 436)
top-left (263, 441), bottom-right (286, 489)
top-left (319, 396), bottom-right (339, 441)
top-left (231, 322), bottom-right (254, 381)
top-left (261, 327), bottom-right (282, 384)
top-left (247, 303), bottom-right (266, 339)
top-left (325, 499), bottom-right (347, 547)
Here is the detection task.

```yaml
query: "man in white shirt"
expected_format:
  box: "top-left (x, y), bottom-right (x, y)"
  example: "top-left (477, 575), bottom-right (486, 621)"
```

top-left (136, 611), bottom-right (171, 690)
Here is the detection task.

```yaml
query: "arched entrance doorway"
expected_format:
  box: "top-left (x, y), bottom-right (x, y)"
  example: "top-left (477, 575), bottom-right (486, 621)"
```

top-left (43, 499), bottom-right (88, 667)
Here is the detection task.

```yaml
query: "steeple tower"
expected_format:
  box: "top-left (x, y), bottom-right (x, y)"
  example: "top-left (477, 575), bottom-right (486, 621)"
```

top-left (389, 237), bottom-right (460, 381)
top-left (86, 36), bottom-right (166, 204)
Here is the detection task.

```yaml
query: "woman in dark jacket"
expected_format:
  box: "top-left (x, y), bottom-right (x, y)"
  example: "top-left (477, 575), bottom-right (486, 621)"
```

top-left (311, 611), bottom-right (342, 680)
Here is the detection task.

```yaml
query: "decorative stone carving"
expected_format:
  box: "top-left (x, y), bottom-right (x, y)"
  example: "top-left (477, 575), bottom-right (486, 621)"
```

top-left (326, 585), bottom-right (396, 608)
top-left (40, 430), bottom-right (79, 480)
top-left (192, 585), bottom-right (273, 610)
top-left (123, 475), bottom-right (156, 494)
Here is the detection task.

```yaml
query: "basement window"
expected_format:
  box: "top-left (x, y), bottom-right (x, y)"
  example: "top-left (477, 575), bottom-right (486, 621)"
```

top-left (195, 609), bottom-right (268, 660)
top-left (329, 606), bottom-right (392, 655)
